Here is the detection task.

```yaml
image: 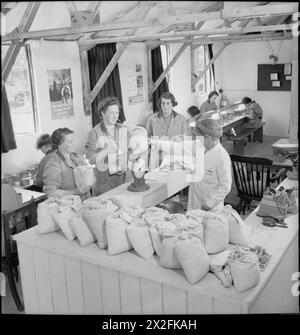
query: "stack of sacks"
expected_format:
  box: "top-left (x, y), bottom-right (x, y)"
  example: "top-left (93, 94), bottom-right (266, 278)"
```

top-left (142, 207), bottom-right (169, 226)
top-left (82, 197), bottom-right (121, 249)
top-left (36, 195), bottom-right (81, 235)
top-left (212, 205), bottom-right (249, 247)
top-left (228, 246), bottom-right (260, 293)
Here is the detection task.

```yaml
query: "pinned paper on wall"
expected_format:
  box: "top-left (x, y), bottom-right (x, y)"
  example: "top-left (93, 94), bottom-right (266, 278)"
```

top-left (284, 64), bottom-right (291, 75)
top-left (270, 73), bottom-right (278, 80)
top-left (286, 76), bottom-right (292, 80)
top-left (272, 81), bottom-right (281, 87)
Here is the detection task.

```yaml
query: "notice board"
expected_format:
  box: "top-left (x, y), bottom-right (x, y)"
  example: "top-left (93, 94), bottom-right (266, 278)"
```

top-left (257, 64), bottom-right (292, 91)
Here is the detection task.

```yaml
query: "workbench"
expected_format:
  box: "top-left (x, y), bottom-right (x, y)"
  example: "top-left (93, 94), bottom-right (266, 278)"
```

top-left (14, 178), bottom-right (298, 314)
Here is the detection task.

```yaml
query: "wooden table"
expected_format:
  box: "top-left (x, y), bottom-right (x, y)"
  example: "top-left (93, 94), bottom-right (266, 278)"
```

top-left (14, 178), bottom-right (298, 314)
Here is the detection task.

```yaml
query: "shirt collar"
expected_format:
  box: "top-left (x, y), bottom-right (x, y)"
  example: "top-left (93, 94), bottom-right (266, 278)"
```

top-left (156, 110), bottom-right (177, 118)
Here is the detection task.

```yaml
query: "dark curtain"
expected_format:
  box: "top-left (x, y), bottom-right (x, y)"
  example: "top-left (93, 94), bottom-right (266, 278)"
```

top-left (1, 85), bottom-right (17, 153)
top-left (207, 44), bottom-right (216, 91)
top-left (151, 47), bottom-right (169, 112)
top-left (88, 43), bottom-right (125, 127)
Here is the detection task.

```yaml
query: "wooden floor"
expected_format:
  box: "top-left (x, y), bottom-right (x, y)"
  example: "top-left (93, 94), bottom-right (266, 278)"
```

top-left (1, 135), bottom-right (283, 314)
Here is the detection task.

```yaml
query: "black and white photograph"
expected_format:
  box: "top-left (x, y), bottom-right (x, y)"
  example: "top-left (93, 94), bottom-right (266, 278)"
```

top-left (1, 0), bottom-right (299, 322)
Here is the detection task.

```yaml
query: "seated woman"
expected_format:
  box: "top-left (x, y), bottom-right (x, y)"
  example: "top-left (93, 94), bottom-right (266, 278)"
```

top-left (146, 92), bottom-right (191, 139)
top-left (241, 97), bottom-right (263, 128)
top-left (43, 128), bottom-right (91, 200)
top-left (85, 97), bottom-right (128, 196)
top-left (199, 91), bottom-right (219, 115)
top-left (33, 134), bottom-right (55, 191)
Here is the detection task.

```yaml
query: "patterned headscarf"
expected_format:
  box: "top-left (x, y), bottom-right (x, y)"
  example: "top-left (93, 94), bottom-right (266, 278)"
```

top-left (195, 118), bottom-right (223, 138)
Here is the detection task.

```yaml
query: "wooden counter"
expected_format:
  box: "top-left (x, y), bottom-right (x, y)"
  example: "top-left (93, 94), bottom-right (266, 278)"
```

top-left (14, 178), bottom-right (298, 314)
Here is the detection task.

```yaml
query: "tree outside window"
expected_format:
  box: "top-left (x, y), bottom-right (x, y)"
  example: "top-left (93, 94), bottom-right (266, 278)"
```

top-left (1, 45), bottom-right (37, 136)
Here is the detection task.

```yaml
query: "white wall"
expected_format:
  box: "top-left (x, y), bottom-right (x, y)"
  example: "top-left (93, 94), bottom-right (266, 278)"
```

top-left (2, 40), bottom-right (91, 175)
top-left (215, 40), bottom-right (293, 137)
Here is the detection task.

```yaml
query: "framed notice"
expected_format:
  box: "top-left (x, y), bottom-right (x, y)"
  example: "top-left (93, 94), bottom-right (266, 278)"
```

top-left (127, 64), bottom-right (144, 105)
top-left (47, 68), bottom-right (74, 119)
top-left (257, 64), bottom-right (292, 91)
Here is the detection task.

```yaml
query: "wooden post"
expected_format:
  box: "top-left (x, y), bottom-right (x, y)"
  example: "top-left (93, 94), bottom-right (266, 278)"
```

top-left (192, 42), bottom-right (229, 90)
top-left (2, 2), bottom-right (41, 83)
top-left (151, 41), bottom-right (191, 94)
top-left (79, 47), bottom-right (92, 116)
top-left (289, 36), bottom-right (298, 143)
top-left (147, 43), bottom-right (154, 102)
top-left (88, 43), bottom-right (128, 104)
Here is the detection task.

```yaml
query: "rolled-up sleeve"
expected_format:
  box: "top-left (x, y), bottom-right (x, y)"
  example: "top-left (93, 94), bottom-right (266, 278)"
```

top-left (206, 152), bottom-right (232, 209)
top-left (43, 158), bottom-right (63, 196)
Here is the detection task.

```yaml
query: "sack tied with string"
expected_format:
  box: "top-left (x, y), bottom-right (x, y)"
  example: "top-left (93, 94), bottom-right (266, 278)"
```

top-left (73, 165), bottom-right (96, 194)
top-left (202, 212), bottom-right (229, 254)
top-left (213, 205), bottom-right (249, 247)
top-left (174, 231), bottom-right (209, 285)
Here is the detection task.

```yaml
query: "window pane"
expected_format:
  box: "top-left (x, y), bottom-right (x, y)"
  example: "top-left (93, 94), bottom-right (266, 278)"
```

top-left (2, 46), bottom-right (36, 136)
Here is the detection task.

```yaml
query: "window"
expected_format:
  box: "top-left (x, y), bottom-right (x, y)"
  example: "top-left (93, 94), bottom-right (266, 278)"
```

top-left (1, 45), bottom-right (37, 136)
top-left (191, 45), bottom-right (211, 94)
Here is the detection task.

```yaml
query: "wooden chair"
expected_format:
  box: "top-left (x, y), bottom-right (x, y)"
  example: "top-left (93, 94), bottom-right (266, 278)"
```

top-left (230, 154), bottom-right (286, 214)
top-left (2, 196), bottom-right (45, 311)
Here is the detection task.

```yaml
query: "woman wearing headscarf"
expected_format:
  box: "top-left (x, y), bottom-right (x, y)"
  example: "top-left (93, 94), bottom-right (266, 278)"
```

top-left (188, 118), bottom-right (232, 211)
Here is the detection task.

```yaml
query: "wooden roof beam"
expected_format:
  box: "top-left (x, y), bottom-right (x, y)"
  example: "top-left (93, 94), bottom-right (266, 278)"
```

top-left (151, 40), bottom-right (191, 94)
top-left (80, 23), bottom-right (294, 46)
top-left (101, 1), bottom-right (139, 23)
top-left (2, 3), bottom-right (298, 42)
top-left (2, 2), bottom-right (41, 83)
top-left (192, 42), bottom-right (229, 90)
top-left (88, 43), bottom-right (129, 104)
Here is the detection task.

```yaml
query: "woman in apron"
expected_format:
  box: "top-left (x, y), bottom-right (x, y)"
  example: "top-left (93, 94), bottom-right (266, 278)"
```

top-left (85, 97), bottom-right (127, 196)
top-left (43, 128), bottom-right (91, 201)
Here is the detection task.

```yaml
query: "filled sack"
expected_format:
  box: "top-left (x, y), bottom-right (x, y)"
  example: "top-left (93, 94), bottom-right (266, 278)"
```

top-left (213, 205), bottom-right (249, 247)
top-left (70, 207), bottom-right (95, 247)
top-left (185, 209), bottom-right (207, 225)
top-left (175, 232), bottom-right (209, 284)
top-left (203, 212), bottom-right (229, 254)
top-left (228, 246), bottom-right (260, 293)
top-left (119, 205), bottom-right (144, 223)
top-left (256, 187), bottom-right (288, 221)
top-left (83, 209), bottom-right (110, 249)
top-left (127, 217), bottom-right (154, 259)
top-left (36, 198), bottom-right (60, 234)
top-left (208, 249), bottom-right (231, 273)
top-left (73, 165), bottom-right (96, 194)
top-left (52, 206), bottom-right (76, 240)
top-left (212, 264), bottom-right (233, 288)
top-left (106, 212), bottom-right (133, 255)
top-left (142, 207), bottom-right (169, 226)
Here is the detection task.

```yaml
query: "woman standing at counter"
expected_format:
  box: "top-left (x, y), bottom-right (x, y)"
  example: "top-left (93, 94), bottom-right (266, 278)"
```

top-left (188, 119), bottom-right (232, 211)
top-left (85, 97), bottom-right (127, 196)
top-left (43, 128), bottom-right (91, 200)
top-left (146, 92), bottom-right (191, 139)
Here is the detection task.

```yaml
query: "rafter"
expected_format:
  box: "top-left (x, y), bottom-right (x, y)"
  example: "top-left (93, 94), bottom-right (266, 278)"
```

top-left (88, 43), bottom-right (129, 104)
top-left (2, 3), bottom-right (297, 42)
top-left (102, 1), bottom-right (139, 23)
top-left (2, 2), bottom-right (41, 83)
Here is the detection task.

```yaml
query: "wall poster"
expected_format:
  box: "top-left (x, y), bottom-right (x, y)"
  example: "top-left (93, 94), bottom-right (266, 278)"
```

top-left (127, 64), bottom-right (144, 105)
top-left (47, 68), bottom-right (74, 119)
